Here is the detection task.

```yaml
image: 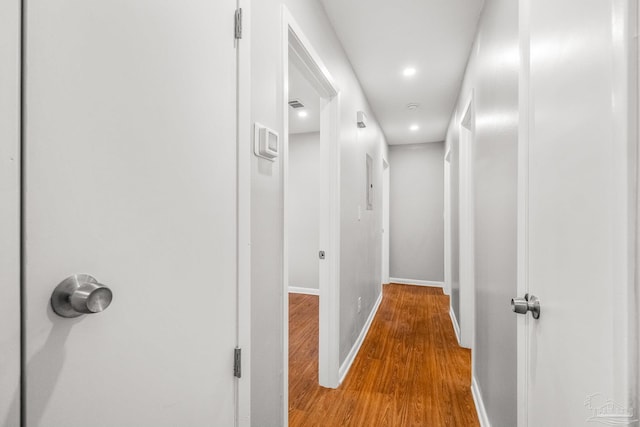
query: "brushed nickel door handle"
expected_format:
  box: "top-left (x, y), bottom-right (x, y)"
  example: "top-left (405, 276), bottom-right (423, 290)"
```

top-left (51, 274), bottom-right (113, 318)
top-left (511, 293), bottom-right (540, 319)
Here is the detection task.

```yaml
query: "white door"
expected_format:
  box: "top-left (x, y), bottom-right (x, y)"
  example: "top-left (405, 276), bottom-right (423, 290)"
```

top-left (382, 159), bottom-right (390, 284)
top-left (23, 1), bottom-right (238, 426)
top-left (518, 0), bottom-right (636, 426)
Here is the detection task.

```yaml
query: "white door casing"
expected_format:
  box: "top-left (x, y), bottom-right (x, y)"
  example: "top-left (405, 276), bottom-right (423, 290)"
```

top-left (444, 148), bottom-right (452, 296)
top-left (0, 0), bottom-right (21, 425)
top-left (382, 159), bottom-right (390, 285)
top-left (236, 1), bottom-right (253, 425)
top-left (459, 94), bottom-right (475, 351)
top-left (23, 1), bottom-right (239, 425)
top-left (518, 0), bottom-right (638, 426)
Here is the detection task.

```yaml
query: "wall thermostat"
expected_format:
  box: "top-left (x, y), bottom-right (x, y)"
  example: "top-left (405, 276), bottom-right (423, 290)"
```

top-left (254, 123), bottom-right (279, 161)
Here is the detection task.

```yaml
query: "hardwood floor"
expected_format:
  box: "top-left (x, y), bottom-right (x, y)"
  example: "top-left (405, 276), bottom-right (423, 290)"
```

top-left (289, 284), bottom-right (479, 426)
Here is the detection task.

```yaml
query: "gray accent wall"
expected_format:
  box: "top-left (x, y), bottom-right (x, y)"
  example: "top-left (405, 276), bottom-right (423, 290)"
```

top-left (389, 143), bottom-right (444, 282)
top-left (445, 0), bottom-right (518, 425)
top-left (339, 123), bottom-right (388, 365)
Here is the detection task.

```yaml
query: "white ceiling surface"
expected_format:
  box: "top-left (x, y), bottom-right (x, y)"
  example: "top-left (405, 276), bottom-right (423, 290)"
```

top-left (288, 61), bottom-right (321, 135)
top-left (320, 0), bottom-right (484, 145)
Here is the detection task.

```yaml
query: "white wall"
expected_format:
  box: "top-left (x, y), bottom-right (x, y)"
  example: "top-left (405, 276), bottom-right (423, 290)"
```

top-left (250, 1), bottom-right (388, 424)
top-left (0, 0), bottom-right (21, 424)
top-left (445, 0), bottom-right (518, 425)
top-left (389, 142), bottom-right (444, 282)
top-left (339, 120), bottom-right (388, 365)
top-left (289, 132), bottom-right (320, 290)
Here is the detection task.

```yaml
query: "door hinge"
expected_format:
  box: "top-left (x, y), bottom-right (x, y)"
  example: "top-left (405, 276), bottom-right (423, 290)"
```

top-left (234, 347), bottom-right (242, 378)
top-left (319, 250), bottom-right (325, 260)
top-left (234, 8), bottom-right (243, 40)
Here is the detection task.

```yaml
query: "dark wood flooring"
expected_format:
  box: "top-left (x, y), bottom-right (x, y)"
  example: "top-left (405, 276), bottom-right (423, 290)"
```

top-left (289, 283), bottom-right (479, 426)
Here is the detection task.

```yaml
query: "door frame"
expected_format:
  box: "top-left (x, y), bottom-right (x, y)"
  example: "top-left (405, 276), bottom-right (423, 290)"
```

top-left (636, 0), bottom-right (640, 415)
top-left (443, 146), bottom-right (452, 296)
top-left (0, 0), bottom-right (22, 425)
top-left (381, 158), bottom-right (390, 285)
top-left (236, 0), bottom-right (252, 425)
top-left (459, 92), bottom-right (475, 351)
top-left (516, 1), bottom-right (531, 424)
top-left (281, 7), bottom-right (342, 417)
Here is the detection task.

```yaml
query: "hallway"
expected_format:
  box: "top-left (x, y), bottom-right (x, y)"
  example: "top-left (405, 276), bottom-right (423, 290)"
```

top-left (2, 0), bottom-right (638, 425)
top-left (289, 284), bottom-right (479, 426)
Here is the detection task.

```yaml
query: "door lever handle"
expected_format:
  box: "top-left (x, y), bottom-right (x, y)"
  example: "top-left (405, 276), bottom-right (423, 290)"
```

top-left (511, 293), bottom-right (540, 319)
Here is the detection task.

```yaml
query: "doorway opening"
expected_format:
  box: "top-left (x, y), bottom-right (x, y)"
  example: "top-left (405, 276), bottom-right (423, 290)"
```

top-left (281, 7), bottom-right (341, 424)
top-left (287, 62), bottom-right (321, 297)
top-left (287, 55), bottom-right (322, 414)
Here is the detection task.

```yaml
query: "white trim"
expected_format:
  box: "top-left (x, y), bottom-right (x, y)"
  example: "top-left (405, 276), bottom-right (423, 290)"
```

top-left (389, 278), bottom-right (444, 288)
top-left (338, 290), bottom-right (383, 384)
top-left (288, 287), bottom-right (320, 296)
top-left (516, 1), bottom-right (531, 425)
top-left (611, 0), bottom-right (638, 413)
top-left (635, 1), bottom-right (640, 422)
top-left (236, 1), bottom-right (252, 425)
top-left (472, 377), bottom-right (491, 427)
top-left (281, 8), bottom-right (342, 411)
top-left (443, 146), bottom-right (452, 296)
top-left (281, 13), bottom-right (290, 423)
top-left (381, 158), bottom-right (390, 286)
top-left (459, 91), bottom-right (475, 351)
top-left (449, 305), bottom-right (461, 346)
top-left (0, 0), bottom-right (21, 424)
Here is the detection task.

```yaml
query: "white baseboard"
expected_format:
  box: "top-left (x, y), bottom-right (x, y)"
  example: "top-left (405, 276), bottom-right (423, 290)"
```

top-left (338, 291), bottom-right (383, 384)
top-left (288, 286), bottom-right (319, 296)
top-left (472, 376), bottom-right (491, 427)
top-left (389, 277), bottom-right (445, 288)
top-left (449, 305), bottom-right (461, 346)
top-left (443, 280), bottom-right (451, 296)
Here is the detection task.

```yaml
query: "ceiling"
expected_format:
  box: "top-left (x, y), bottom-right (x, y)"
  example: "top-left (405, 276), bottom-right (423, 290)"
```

top-left (320, 0), bottom-right (484, 145)
top-left (288, 60), bottom-right (321, 135)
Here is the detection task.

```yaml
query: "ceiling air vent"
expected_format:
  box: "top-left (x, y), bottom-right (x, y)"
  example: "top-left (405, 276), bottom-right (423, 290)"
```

top-left (288, 99), bottom-right (305, 109)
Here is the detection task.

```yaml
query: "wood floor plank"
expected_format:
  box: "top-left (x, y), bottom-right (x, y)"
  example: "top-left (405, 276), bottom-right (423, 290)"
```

top-left (289, 284), bottom-right (480, 426)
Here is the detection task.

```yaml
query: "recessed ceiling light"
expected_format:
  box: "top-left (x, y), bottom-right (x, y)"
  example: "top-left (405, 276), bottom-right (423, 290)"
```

top-left (410, 124), bottom-right (419, 131)
top-left (298, 111), bottom-right (308, 118)
top-left (403, 67), bottom-right (417, 77)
